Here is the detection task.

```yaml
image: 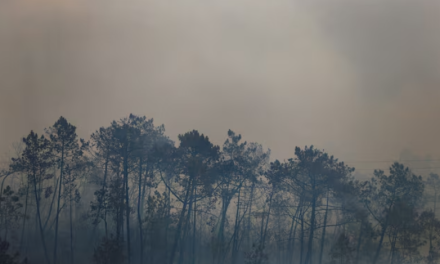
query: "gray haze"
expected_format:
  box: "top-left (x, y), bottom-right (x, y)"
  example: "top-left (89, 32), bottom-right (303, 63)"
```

top-left (1, 0), bottom-right (440, 176)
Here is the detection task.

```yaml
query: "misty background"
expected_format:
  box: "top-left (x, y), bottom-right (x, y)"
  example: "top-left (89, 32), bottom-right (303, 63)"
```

top-left (2, 0), bottom-right (440, 176)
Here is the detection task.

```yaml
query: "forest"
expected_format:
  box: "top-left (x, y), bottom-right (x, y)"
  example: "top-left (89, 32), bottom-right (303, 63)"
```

top-left (0, 113), bottom-right (439, 264)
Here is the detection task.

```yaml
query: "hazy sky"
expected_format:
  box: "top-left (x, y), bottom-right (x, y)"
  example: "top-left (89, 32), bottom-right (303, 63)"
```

top-left (1, 0), bottom-right (440, 176)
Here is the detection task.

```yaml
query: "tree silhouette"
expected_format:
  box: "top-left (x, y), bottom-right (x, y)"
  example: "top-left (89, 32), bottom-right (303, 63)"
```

top-left (3, 114), bottom-right (440, 264)
top-left (46, 116), bottom-right (86, 264)
top-left (10, 131), bottom-right (54, 264)
top-left (169, 130), bottom-right (219, 264)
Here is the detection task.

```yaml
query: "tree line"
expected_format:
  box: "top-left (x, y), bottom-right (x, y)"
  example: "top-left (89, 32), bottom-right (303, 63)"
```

top-left (1, 113), bottom-right (439, 264)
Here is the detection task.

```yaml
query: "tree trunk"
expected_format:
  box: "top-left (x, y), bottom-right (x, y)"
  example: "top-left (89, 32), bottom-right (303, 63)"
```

top-left (286, 213), bottom-right (295, 264)
top-left (430, 187), bottom-right (437, 254)
top-left (373, 212), bottom-right (391, 264)
top-left (43, 177), bottom-right (59, 230)
top-left (290, 212), bottom-right (299, 264)
top-left (70, 184), bottom-right (74, 264)
top-left (305, 179), bottom-right (316, 264)
top-left (179, 183), bottom-right (195, 264)
top-left (96, 151), bottom-right (110, 233)
top-left (137, 158), bottom-right (144, 264)
top-left (165, 178), bottom-right (171, 263)
top-left (287, 203), bottom-right (301, 264)
top-left (373, 222), bottom-right (388, 264)
top-left (53, 142), bottom-right (64, 264)
top-left (123, 153), bottom-right (131, 264)
top-left (19, 183), bottom-right (30, 252)
top-left (216, 195), bottom-right (232, 263)
top-left (192, 188), bottom-right (197, 264)
top-left (169, 177), bottom-right (193, 264)
top-left (390, 230), bottom-right (398, 264)
top-left (262, 191), bottom-right (273, 249)
top-left (116, 170), bottom-right (123, 243)
top-left (259, 204), bottom-right (266, 247)
top-left (231, 186), bottom-right (242, 264)
top-left (300, 211), bottom-right (304, 264)
top-left (319, 190), bottom-right (330, 264)
top-left (33, 171), bottom-right (51, 264)
top-left (247, 183), bottom-right (255, 250)
top-left (355, 220), bottom-right (364, 264)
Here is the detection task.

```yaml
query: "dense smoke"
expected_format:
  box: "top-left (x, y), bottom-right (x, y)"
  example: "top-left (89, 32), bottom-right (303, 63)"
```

top-left (1, 0), bottom-right (440, 172)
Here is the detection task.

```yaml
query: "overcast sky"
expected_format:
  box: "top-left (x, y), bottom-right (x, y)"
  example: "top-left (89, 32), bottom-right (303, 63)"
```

top-left (1, 0), bottom-right (440, 176)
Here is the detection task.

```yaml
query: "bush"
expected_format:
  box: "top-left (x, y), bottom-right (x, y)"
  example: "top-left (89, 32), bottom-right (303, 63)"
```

top-left (0, 237), bottom-right (27, 264)
top-left (92, 234), bottom-right (125, 264)
top-left (244, 243), bottom-right (269, 264)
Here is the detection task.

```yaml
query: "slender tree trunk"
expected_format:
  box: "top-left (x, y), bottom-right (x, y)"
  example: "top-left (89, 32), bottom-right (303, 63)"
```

top-left (231, 186), bottom-right (242, 264)
top-left (287, 203), bottom-right (300, 264)
top-left (116, 171), bottom-right (123, 243)
top-left (430, 187), bottom-right (437, 254)
top-left (260, 202), bottom-right (266, 245)
top-left (276, 210), bottom-right (283, 264)
top-left (165, 177), bottom-right (171, 263)
top-left (43, 177), bottom-right (59, 230)
top-left (33, 211), bottom-right (38, 254)
top-left (247, 183), bottom-right (255, 250)
top-left (116, 204), bottom-right (120, 241)
top-left (123, 153), bottom-right (131, 264)
top-left (33, 172), bottom-right (51, 264)
top-left (121, 176), bottom-right (124, 241)
top-left (143, 164), bottom-right (153, 217)
top-left (104, 209), bottom-right (108, 237)
top-left (373, 222), bottom-right (388, 264)
top-left (169, 177), bottom-right (193, 264)
top-left (286, 212), bottom-right (295, 264)
top-left (290, 212), bottom-right (299, 264)
top-left (216, 195), bottom-right (231, 263)
top-left (300, 212), bottom-right (304, 264)
top-left (137, 158), bottom-right (144, 264)
top-left (192, 188), bottom-right (197, 264)
top-left (88, 152), bottom-right (110, 248)
top-left (70, 184), bottom-right (74, 264)
top-left (53, 142), bottom-right (64, 264)
top-left (179, 183), bottom-right (195, 264)
top-left (19, 183), bottom-right (30, 251)
top-left (319, 190), bottom-right (330, 264)
top-left (95, 151), bottom-right (110, 233)
top-left (390, 230), bottom-right (398, 264)
top-left (262, 191), bottom-right (273, 249)
top-left (355, 220), bottom-right (364, 264)
top-left (373, 212), bottom-right (391, 264)
top-left (305, 179), bottom-right (316, 264)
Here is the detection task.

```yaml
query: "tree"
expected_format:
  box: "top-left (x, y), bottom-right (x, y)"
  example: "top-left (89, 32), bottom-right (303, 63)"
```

top-left (108, 114), bottom-right (140, 264)
top-left (293, 146), bottom-right (354, 264)
top-left (64, 152), bottom-right (90, 264)
top-left (425, 173), bottom-right (440, 256)
top-left (364, 162), bottom-right (424, 264)
top-left (0, 186), bottom-right (23, 241)
top-left (129, 115), bottom-right (169, 264)
top-left (10, 131), bottom-right (55, 264)
top-left (46, 116), bottom-right (85, 264)
top-left (90, 114), bottom-right (172, 264)
top-left (89, 126), bottom-right (115, 237)
top-left (212, 130), bottom-right (269, 264)
top-left (168, 130), bottom-right (220, 264)
top-left (6, 113), bottom-right (440, 264)
top-left (420, 210), bottom-right (440, 264)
